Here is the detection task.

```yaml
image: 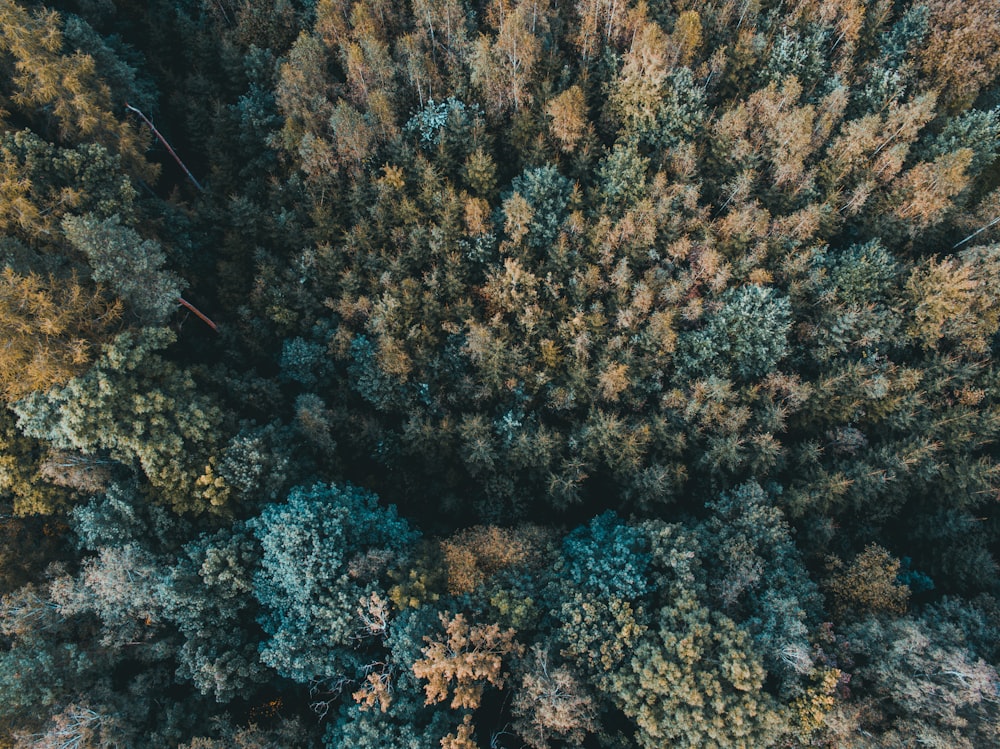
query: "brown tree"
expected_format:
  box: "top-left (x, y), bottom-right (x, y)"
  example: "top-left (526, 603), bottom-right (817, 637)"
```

top-left (470, 0), bottom-right (545, 114)
top-left (920, 0), bottom-right (1000, 112)
top-left (511, 646), bottom-right (597, 748)
top-left (412, 612), bottom-right (524, 709)
top-left (440, 524), bottom-right (548, 595)
top-left (546, 85), bottom-right (589, 153)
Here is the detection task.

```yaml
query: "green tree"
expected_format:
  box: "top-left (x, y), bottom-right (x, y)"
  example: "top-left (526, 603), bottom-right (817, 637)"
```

top-left (0, 584), bottom-right (104, 743)
top-left (322, 691), bottom-right (457, 749)
top-left (249, 482), bottom-right (417, 684)
top-left (62, 214), bottom-right (183, 325)
top-left (13, 328), bottom-right (230, 514)
top-left (163, 523), bottom-right (271, 702)
top-left (48, 542), bottom-right (164, 649)
top-left (505, 163), bottom-right (574, 254)
top-left (676, 284), bottom-right (792, 382)
top-left (180, 718), bottom-right (311, 749)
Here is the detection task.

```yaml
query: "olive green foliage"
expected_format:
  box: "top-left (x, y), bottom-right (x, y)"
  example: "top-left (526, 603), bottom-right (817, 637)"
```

top-left (610, 596), bottom-right (789, 749)
top-left (13, 328), bottom-right (231, 514)
top-left (0, 407), bottom-right (71, 515)
top-left (2, 0), bottom-right (1000, 747)
top-left (0, 0), bottom-right (154, 179)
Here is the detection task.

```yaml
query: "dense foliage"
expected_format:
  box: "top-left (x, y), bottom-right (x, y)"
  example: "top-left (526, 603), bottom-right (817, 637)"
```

top-left (2, 0), bottom-right (1000, 746)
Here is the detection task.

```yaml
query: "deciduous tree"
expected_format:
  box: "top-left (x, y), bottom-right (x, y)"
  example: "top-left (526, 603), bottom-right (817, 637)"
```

top-left (0, 266), bottom-right (121, 402)
top-left (411, 611), bottom-right (523, 709)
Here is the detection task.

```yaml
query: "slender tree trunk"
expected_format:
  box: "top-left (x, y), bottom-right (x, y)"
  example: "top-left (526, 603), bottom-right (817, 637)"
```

top-left (125, 102), bottom-right (205, 193)
top-left (178, 297), bottom-right (218, 332)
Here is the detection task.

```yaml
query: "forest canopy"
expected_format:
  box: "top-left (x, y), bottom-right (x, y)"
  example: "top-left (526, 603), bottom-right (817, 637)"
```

top-left (2, 0), bottom-right (1000, 747)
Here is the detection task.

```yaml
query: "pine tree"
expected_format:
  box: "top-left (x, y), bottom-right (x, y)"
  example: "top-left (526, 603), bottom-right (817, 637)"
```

top-left (676, 284), bottom-right (792, 383)
top-left (0, 130), bottom-right (137, 242)
top-left (62, 214), bottom-right (183, 325)
top-left (696, 482), bottom-right (823, 697)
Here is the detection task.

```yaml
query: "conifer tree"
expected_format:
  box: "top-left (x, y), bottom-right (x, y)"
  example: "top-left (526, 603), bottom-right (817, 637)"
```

top-left (0, 0), bottom-right (153, 180)
top-left (0, 266), bottom-right (121, 402)
top-left (62, 214), bottom-right (183, 325)
top-left (12, 328), bottom-right (230, 514)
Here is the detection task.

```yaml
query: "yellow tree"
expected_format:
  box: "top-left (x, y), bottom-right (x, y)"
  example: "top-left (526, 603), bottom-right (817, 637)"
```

top-left (273, 31), bottom-right (338, 179)
top-left (470, 0), bottom-right (545, 114)
top-left (412, 0), bottom-right (470, 68)
top-left (825, 544), bottom-right (910, 618)
top-left (0, 267), bottom-right (121, 402)
top-left (545, 85), bottom-right (589, 153)
top-left (744, 77), bottom-right (820, 198)
top-left (670, 10), bottom-right (703, 68)
top-left (610, 12), bottom-right (668, 137)
top-left (820, 93), bottom-right (937, 213)
top-left (0, 0), bottom-right (152, 180)
top-left (904, 251), bottom-right (1000, 356)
